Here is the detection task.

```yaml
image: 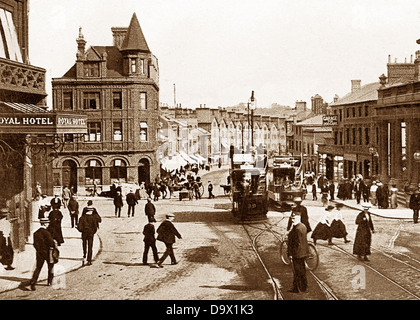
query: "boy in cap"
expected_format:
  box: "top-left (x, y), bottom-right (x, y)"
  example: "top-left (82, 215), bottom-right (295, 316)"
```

top-left (156, 213), bottom-right (182, 267)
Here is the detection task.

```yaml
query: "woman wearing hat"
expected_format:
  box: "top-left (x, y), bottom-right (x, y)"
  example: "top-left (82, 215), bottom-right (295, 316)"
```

top-left (311, 205), bottom-right (334, 245)
top-left (330, 203), bottom-right (350, 244)
top-left (353, 203), bottom-right (375, 261)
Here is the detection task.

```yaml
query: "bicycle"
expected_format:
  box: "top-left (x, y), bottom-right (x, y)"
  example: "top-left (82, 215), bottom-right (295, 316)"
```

top-left (279, 233), bottom-right (319, 271)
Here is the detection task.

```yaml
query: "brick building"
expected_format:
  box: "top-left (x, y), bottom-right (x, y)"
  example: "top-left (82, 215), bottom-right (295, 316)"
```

top-left (52, 13), bottom-right (160, 192)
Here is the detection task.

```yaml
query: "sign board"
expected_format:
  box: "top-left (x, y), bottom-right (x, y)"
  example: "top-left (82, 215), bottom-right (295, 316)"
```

top-left (0, 113), bottom-right (88, 134)
top-left (322, 115), bottom-right (338, 126)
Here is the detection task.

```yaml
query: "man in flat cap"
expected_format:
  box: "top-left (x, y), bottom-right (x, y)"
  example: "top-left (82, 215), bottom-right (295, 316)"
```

top-left (156, 213), bottom-right (182, 267)
top-left (29, 218), bottom-right (55, 290)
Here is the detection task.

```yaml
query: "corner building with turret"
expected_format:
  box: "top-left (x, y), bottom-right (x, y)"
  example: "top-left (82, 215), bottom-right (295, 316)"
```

top-left (52, 13), bottom-right (160, 193)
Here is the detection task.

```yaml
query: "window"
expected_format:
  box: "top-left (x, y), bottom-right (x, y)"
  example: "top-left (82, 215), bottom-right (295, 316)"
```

top-left (113, 92), bottom-right (122, 109)
top-left (64, 134), bottom-right (74, 142)
top-left (110, 159), bottom-right (127, 183)
top-left (334, 132), bottom-right (338, 145)
top-left (140, 122), bottom-right (148, 141)
top-left (339, 109), bottom-right (342, 122)
top-left (140, 92), bottom-right (147, 110)
top-left (131, 59), bottom-right (137, 73)
top-left (83, 92), bottom-right (100, 110)
top-left (85, 160), bottom-right (102, 185)
top-left (83, 62), bottom-right (100, 77)
top-left (113, 122), bottom-right (122, 141)
top-left (140, 59), bottom-right (145, 74)
top-left (365, 105), bottom-right (369, 117)
top-left (358, 107), bottom-right (362, 117)
top-left (85, 122), bottom-right (101, 142)
top-left (63, 92), bottom-right (73, 110)
top-left (346, 128), bottom-right (350, 144)
top-left (365, 128), bottom-right (370, 145)
top-left (359, 127), bottom-right (362, 145)
top-left (352, 128), bottom-right (356, 145)
top-left (352, 108), bottom-right (356, 117)
top-left (339, 132), bottom-right (343, 145)
top-left (0, 9), bottom-right (23, 62)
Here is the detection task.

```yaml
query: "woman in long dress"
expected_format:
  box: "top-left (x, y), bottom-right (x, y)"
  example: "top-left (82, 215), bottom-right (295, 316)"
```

top-left (48, 208), bottom-right (65, 246)
top-left (330, 203), bottom-right (350, 243)
top-left (390, 184), bottom-right (398, 209)
top-left (311, 205), bottom-right (334, 245)
top-left (353, 203), bottom-right (375, 261)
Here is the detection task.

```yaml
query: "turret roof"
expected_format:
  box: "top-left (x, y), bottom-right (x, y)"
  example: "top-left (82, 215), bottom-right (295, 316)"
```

top-left (120, 13), bottom-right (150, 53)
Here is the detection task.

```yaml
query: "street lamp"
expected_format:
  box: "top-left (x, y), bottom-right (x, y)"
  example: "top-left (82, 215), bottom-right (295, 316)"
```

top-left (368, 146), bottom-right (377, 178)
top-left (413, 150), bottom-right (420, 185)
top-left (248, 91), bottom-right (255, 148)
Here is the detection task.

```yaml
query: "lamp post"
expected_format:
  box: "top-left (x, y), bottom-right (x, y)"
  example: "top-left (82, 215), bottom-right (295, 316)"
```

top-left (413, 150), bottom-right (420, 185)
top-left (369, 146), bottom-right (377, 179)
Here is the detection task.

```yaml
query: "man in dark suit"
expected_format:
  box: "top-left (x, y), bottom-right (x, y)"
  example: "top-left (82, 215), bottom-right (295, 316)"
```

top-left (144, 198), bottom-right (156, 223)
top-left (354, 180), bottom-right (362, 204)
top-left (30, 218), bottom-right (55, 290)
top-left (142, 220), bottom-right (159, 265)
top-left (126, 189), bottom-right (138, 217)
top-left (287, 197), bottom-right (312, 233)
top-left (287, 210), bottom-right (309, 293)
top-left (113, 191), bottom-right (123, 218)
top-left (77, 200), bottom-right (102, 265)
top-left (156, 213), bottom-right (182, 267)
top-left (409, 184), bottom-right (420, 224)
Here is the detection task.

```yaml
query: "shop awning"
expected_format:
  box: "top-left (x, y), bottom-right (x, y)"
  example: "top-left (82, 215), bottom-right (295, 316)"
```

top-left (179, 151), bottom-right (198, 164)
top-left (193, 153), bottom-right (207, 164)
top-left (0, 102), bottom-right (87, 134)
top-left (160, 153), bottom-right (188, 172)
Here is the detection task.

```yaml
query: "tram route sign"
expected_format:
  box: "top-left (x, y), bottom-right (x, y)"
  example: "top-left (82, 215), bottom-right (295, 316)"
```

top-left (322, 115), bottom-right (338, 126)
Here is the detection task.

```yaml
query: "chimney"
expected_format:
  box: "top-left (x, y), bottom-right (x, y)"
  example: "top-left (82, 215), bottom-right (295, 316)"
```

top-left (351, 80), bottom-right (361, 93)
top-left (111, 27), bottom-right (128, 49)
top-left (334, 94), bottom-right (339, 103)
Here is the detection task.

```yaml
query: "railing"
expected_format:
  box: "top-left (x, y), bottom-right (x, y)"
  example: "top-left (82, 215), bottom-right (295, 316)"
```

top-left (0, 57), bottom-right (46, 96)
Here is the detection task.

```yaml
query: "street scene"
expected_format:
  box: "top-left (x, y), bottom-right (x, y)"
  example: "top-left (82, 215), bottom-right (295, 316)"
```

top-left (0, 0), bottom-right (420, 311)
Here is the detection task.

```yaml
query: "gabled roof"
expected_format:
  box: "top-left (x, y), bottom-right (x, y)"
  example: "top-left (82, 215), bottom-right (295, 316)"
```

top-left (120, 13), bottom-right (150, 53)
top-left (297, 114), bottom-right (324, 126)
top-left (331, 82), bottom-right (380, 106)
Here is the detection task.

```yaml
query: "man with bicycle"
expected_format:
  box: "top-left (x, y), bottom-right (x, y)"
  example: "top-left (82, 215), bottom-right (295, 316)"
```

top-left (287, 210), bottom-right (309, 293)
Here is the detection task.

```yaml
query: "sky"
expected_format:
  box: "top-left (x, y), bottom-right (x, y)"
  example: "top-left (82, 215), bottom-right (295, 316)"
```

top-left (28, 0), bottom-right (420, 109)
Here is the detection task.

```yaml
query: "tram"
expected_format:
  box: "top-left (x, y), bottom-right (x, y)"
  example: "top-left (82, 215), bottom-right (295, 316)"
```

top-left (266, 154), bottom-right (305, 211)
top-left (229, 149), bottom-right (268, 222)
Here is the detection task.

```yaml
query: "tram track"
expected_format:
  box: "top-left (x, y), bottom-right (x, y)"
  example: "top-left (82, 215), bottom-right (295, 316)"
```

top-left (242, 218), bottom-right (339, 300)
top-left (316, 242), bottom-right (420, 300)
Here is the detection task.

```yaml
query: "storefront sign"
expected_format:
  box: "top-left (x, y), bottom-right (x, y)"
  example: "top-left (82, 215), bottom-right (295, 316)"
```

top-left (0, 113), bottom-right (87, 134)
top-left (322, 115), bottom-right (338, 126)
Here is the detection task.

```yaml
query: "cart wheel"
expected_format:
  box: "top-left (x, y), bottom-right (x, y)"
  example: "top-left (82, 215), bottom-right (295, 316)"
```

top-left (199, 184), bottom-right (204, 197)
top-left (280, 241), bottom-right (291, 265)
top-left (305, 243), bottom-right (319, 271)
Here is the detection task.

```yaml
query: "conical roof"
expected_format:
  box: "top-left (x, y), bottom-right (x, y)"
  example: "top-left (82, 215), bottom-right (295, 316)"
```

top-left (120, 13), bottom-right (150, 52)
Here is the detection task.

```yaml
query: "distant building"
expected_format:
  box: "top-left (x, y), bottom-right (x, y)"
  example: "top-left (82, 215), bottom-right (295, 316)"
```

top-left (52, 13), bottom-right (160, 192)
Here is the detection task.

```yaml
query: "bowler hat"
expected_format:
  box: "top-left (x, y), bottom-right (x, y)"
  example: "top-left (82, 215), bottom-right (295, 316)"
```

top-left (166, 213), bottom-right (175, 218)
top-left (362, 203), bottom-right (372, 209)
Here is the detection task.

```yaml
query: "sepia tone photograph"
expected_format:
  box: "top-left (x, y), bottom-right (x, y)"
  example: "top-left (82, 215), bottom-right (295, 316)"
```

top-left (0, 0), bottom-right (419, 312)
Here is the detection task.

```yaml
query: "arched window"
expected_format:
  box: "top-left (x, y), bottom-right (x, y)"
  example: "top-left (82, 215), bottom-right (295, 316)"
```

top-left (85, 160), bottom-right (102, 185)
top-left (110, 159), bottom-right (127, 183)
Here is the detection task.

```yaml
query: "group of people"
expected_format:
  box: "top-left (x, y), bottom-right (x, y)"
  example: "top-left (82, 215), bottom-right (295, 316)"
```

top-left (28, 191), bottom-right (102, 290)
top-left (286, 196), bottom-right (375, 293)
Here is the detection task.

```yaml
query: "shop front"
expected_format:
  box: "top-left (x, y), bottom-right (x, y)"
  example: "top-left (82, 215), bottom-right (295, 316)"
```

top-left (0, 102), bottom-right (86, 251)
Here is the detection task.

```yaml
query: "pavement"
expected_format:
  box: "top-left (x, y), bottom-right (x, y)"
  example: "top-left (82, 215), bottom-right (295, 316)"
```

top-left (0, 179), bottom-right (415, 294)
top-left (0, 196), bottom-right (101, 293)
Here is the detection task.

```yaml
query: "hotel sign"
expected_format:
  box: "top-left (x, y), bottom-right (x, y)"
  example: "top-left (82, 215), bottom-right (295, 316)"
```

top-left (0, 113), bottom-right (87, 134)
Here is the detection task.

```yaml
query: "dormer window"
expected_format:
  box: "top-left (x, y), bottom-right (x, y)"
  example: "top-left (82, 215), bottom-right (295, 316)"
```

top-left (84, 62), bottom-right (100, 77)
top-left (131, 58), bottom-right (137, 73)
top-left (140, 59), bottom-right (145, 74)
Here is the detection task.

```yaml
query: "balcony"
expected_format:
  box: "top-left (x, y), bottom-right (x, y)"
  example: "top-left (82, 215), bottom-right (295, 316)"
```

top-left (0, 57), bottom-right (47, 97)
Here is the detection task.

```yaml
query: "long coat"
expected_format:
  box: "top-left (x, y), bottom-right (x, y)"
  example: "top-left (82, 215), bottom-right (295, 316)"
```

top-left (126, 192), bottom-right (138, 206)
top-left (48, 209), bottom-right (64, 244)
top-left (33, 227), bottom-right (54, 260)
top-left (157, 220), bottom-right (182, 244)
top-left (353, 211), bottom-right (374, 256)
